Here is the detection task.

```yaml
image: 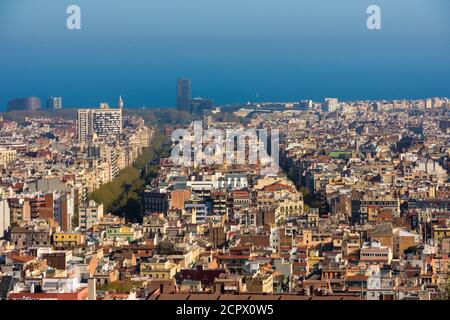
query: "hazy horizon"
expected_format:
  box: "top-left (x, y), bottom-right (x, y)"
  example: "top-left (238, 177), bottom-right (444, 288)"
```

top-left (1, 0), bottom-right (449, 110)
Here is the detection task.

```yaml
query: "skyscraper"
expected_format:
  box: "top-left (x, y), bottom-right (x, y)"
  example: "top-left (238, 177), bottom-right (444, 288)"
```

top-left (46, 97), bottom-right (63, 109)
top-left (177, 78), bottom-right (192, 112)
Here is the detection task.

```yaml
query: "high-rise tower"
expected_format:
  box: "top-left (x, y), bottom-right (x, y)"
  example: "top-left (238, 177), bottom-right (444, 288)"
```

top-left (77, 104), bottom-right (123, 143)
top-left (176, 78), bottom-right (192, 112)
top-left (77, 109), bottom-right (93, 143)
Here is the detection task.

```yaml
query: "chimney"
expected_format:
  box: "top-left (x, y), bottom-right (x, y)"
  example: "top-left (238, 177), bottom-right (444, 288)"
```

top-left (88, 278), bottom-right (97, 300)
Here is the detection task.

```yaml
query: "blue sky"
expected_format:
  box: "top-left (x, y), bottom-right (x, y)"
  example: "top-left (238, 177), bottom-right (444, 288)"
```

top-left (0, 0), bottom-right (449, 109)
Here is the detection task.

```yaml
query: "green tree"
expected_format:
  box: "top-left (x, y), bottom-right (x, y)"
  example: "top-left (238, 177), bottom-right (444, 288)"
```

top-left (89, 131), bottom-right (170, 222)
top-left (156, 240), bottom-right (178, 255)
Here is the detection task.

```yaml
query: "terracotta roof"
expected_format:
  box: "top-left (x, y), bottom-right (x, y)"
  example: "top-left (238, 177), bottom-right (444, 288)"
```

top-left (217, 255), bottom-right (250, 260)
top-left (8, 255), bottom-right (35, 264)
top-left (345, 275), bottom-right (368, 282)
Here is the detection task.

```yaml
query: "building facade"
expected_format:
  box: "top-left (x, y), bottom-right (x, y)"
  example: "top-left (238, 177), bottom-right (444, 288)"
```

top-left (46, 97), bottom-right (63, 109)
top-left (77, 104), bottom-right (123, 143)
top-left (176, 78), bottom-right (192, 112)
top-left (7, 97), bottom-right (41, 112)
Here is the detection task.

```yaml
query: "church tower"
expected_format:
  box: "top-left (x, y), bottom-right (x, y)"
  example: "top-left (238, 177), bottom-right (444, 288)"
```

top-left (118, 96), bottom-right (124, 109)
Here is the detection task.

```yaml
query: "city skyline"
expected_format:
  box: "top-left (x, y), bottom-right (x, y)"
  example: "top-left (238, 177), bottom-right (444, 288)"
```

top-left (3, 92), bottom-right (450, 112)
top-left (0, 0), bottom-right (449, 306)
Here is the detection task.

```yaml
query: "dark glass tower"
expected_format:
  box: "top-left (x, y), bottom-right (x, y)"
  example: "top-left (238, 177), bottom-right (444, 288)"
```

top-left (176, 78), bottom-right (192, 113)
top-left (7, 97), bottom-right (41, 112)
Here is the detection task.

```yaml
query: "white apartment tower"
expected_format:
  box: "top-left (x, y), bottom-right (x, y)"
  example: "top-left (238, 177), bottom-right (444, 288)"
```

top-left (77, 99), bottom-right (123, 142)
top-left (325, 98), bottom-right (339, 112)
top-left (77, 109), bottom-right (93, 143)
top-left (0, 198), bottom-right (10, 239)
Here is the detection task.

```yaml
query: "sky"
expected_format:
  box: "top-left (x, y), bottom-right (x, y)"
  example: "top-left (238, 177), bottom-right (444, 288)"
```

top-left (0, 0), bottom-right (449, 109)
